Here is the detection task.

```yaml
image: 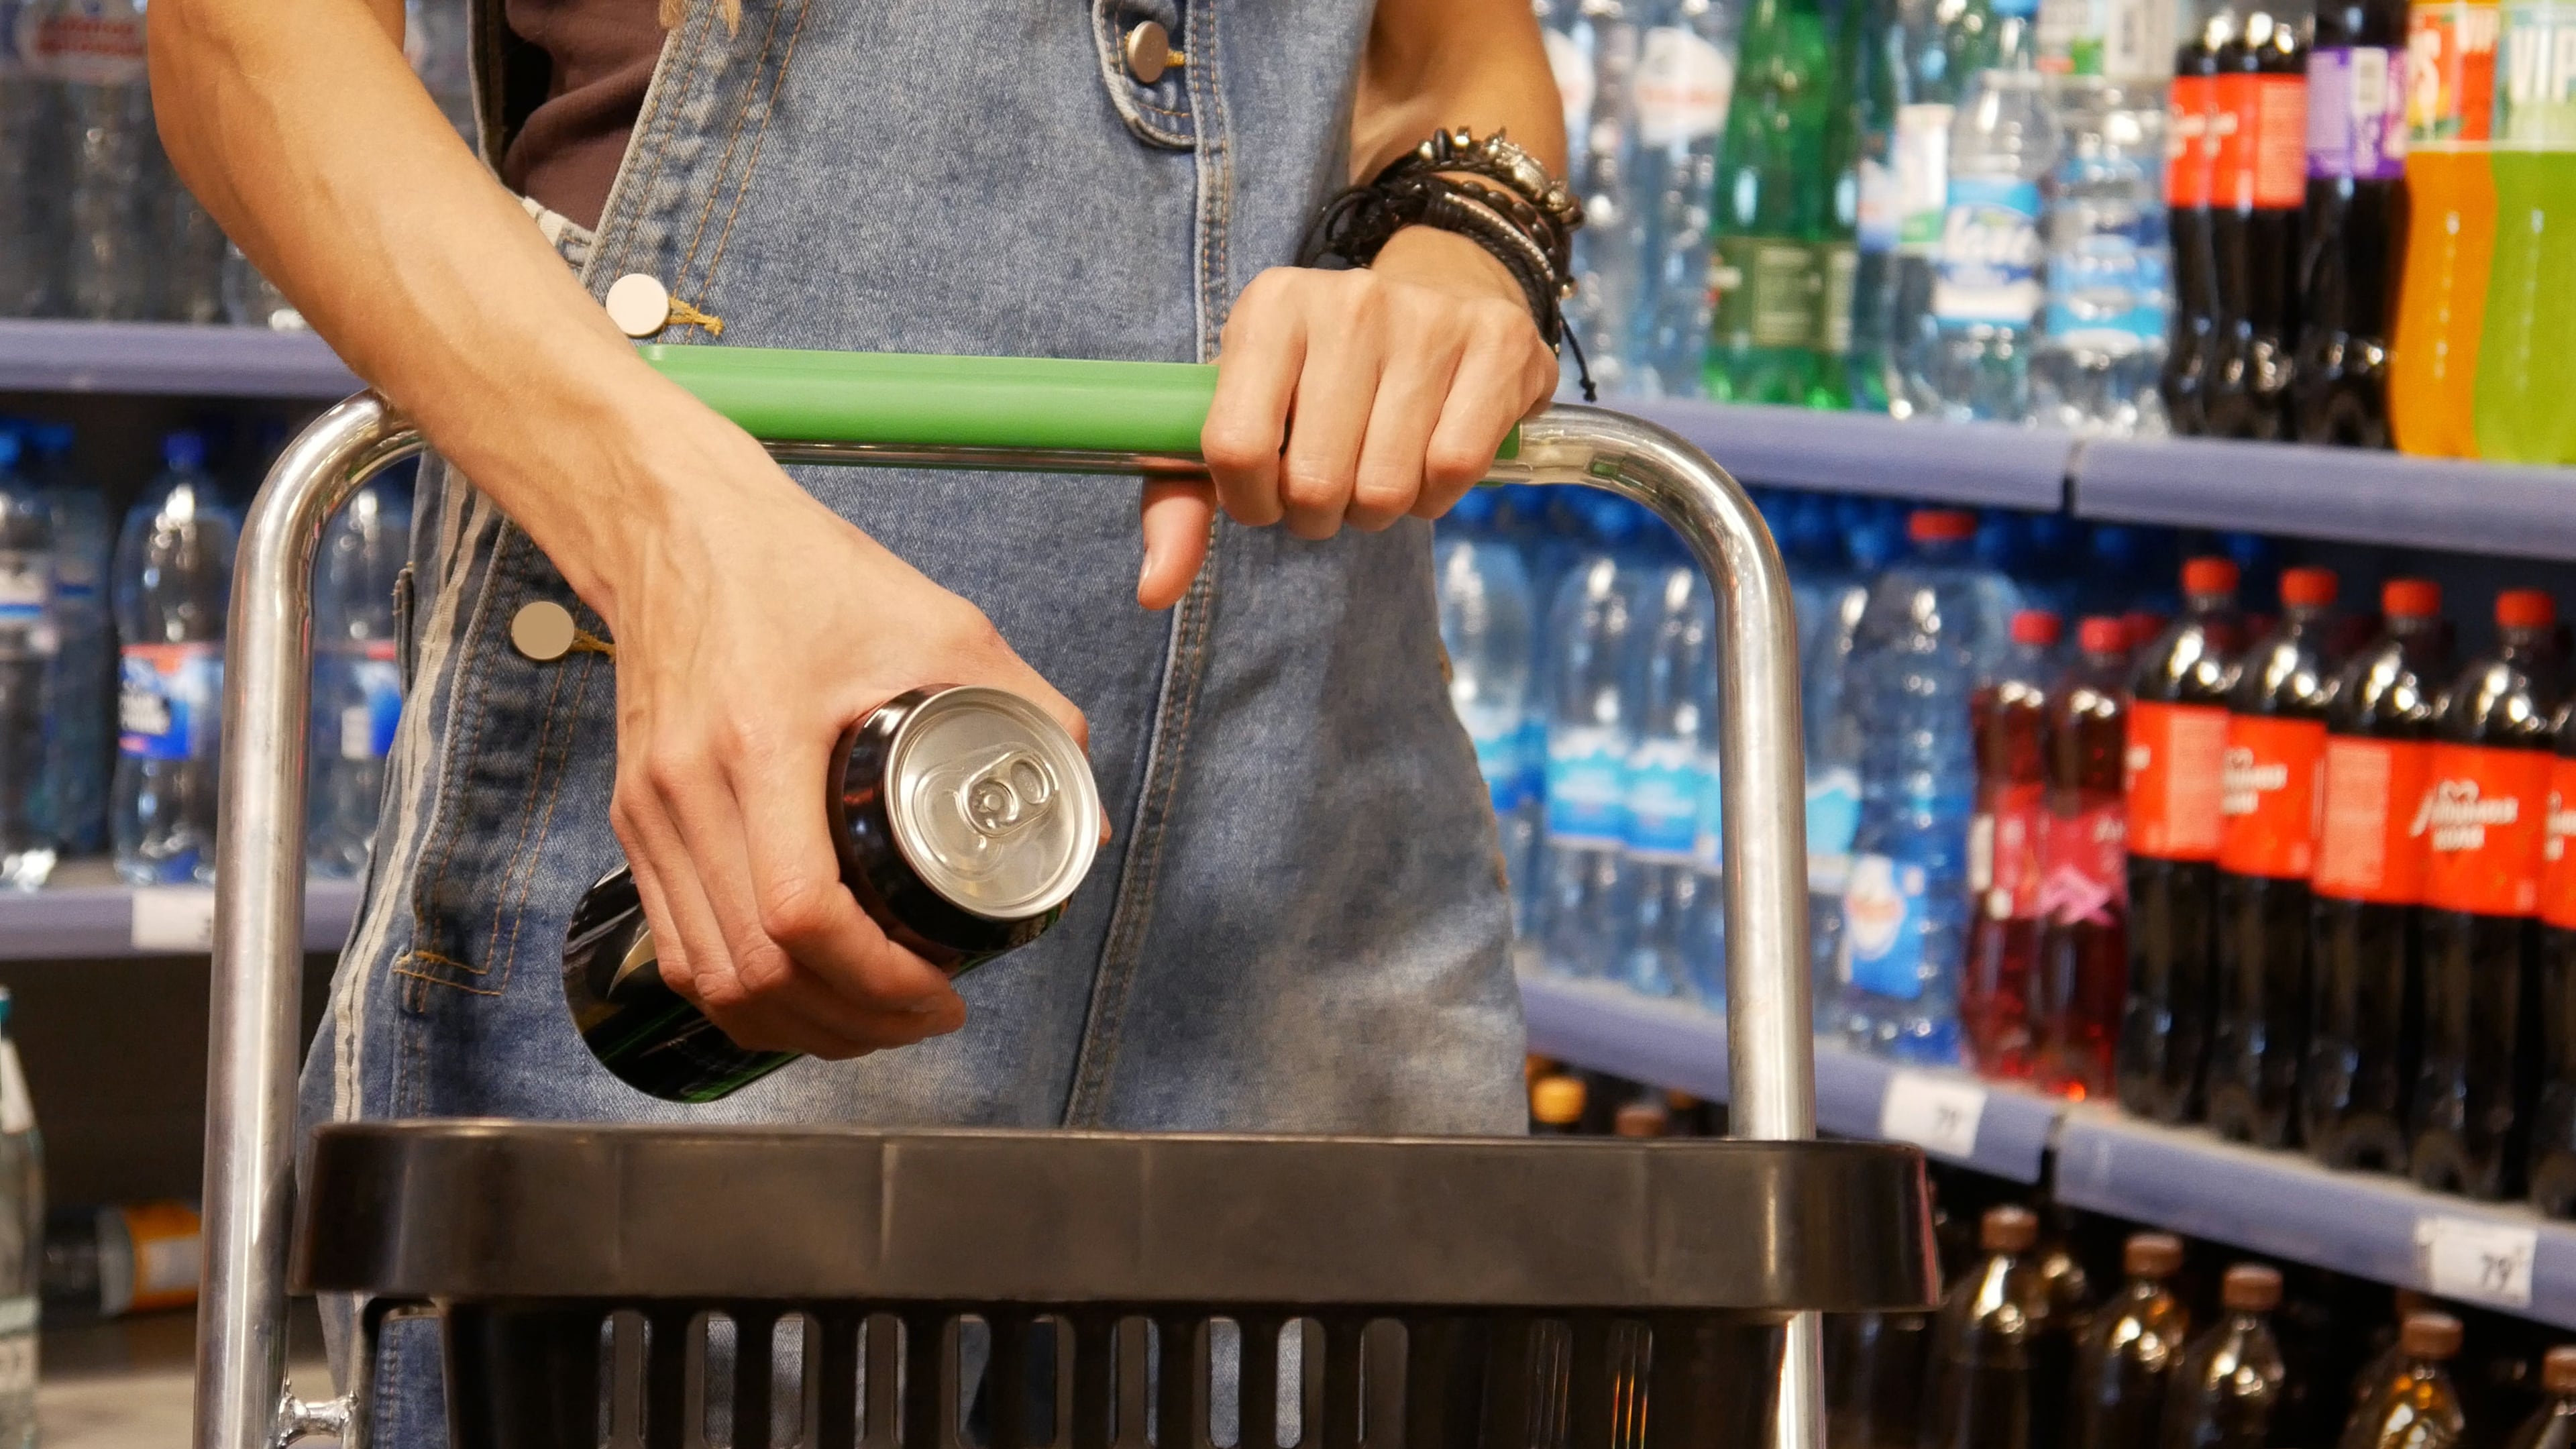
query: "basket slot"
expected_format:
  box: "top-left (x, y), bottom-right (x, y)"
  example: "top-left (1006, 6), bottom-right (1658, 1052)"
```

top-left (1152, 1313), bottom-right (1207, 1449)
top-left (442, 1304), bottom-right (604, 1449)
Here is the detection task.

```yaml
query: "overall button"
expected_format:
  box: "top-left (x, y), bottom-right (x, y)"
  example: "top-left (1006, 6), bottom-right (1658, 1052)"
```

top-left (511, 602), bottom-right (580, 663)
top-left (603, 274), bottom-right (671, 339)
top-left (1121, 21), bottom-right (1185, 85)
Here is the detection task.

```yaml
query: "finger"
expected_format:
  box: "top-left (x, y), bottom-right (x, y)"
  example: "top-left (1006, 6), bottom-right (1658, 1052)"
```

top-left (1345, 345), bottom-right (1461, 533)
top-left (1137, 479), bottom-right (1215, 610)
top-left (1277, 299), bottom-right (1384, 539)
top-left (1415, 331), bottom-right (1550, 520)
top-left (1201, 276), bottom-right (1302, 529)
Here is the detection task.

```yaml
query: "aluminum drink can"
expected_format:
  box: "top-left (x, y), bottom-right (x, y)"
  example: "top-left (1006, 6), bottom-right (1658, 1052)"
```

top-left (563, 685), bottom-right (1100, 1102)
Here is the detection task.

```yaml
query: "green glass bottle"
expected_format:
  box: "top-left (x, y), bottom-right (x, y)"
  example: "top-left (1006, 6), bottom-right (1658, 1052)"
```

top-left (1705, 0), bottom-right (1839, 403)
top-left (1813, 0), bottom-right (1864, 409)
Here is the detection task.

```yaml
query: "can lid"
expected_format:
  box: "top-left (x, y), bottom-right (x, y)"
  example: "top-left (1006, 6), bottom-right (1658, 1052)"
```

top-left (2544, 1345), bottom-right (2576, 1393)
top-left (2182, 556), bottom-right (2239, 598)
top-left (2011, 609), bottom-right (2063, 647)
top-left (2080, 616), bottom-right (2128, 655)
top-left (2280, 566), bottom-right (2338, 609)
top-left (2499, 589), bottom-right (2559, 631)
top-left (2123, 1231), bottom-right (2184, 1279)
top-left (1531, 1075), bottom-right (1585, 1126)
top-left (2383, 578), bottom-right (2442, 619)
top-left (2221, 1263), bottom-right (2282, 1311)
top-left (884, 686), bottom-right (1102, 922)
top-left (1980, 1205), bottom-right (2038, 1252)
top-left (1909, 508), bottom-right (1976, 543)
top-left (2400, 1311), bottom-right (2464, 1360)
top-left (1613, 1102), bottom-right (1669, 1138)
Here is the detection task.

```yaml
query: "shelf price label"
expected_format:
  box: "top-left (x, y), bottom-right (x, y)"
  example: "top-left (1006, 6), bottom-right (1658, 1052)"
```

top-left (130, 888), bottom-right (218, 953)
top-left (2416, 1214), bottom-right (2538, 1309)
top-left (1878, 1070), bottom-right (1988, 1160)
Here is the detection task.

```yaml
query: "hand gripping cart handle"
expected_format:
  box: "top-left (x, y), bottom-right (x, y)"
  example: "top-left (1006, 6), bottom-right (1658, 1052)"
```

top-left (195, 349), bottom-right (1937, 1449)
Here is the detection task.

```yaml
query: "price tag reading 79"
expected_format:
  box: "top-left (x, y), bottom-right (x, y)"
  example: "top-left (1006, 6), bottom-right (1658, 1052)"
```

top-left (1878, 1070), bottom-right (1989, 1161)
top-left (2416, 1215), bottom-right (2538, 1309)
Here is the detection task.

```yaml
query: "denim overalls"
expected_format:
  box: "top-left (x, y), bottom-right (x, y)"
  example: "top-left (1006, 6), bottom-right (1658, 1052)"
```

top-left (302, 0), bottom-right (1527, 1430)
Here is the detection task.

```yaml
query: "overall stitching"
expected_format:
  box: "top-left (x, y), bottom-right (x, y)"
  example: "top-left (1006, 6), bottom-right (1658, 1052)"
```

top-left (692, 0), bottom-right (812, 296)
top-left (674, 0), bottom-right (798, 291)
top-left (594, 7), bottom-right (712, 289)
top-left (1089, 0), bottom-right (1195, 146)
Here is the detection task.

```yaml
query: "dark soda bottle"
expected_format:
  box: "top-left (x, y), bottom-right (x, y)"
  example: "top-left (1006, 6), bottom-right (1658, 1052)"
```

top-left (1919, 1205), bottom-right (2079, 1449)
top-left (2336, 1312), bottom-right (2465, 1449)
top-left (2305, 580), bottom-right (2449, 1171)
top-left (2065, 1232), bottom-right (2190, 1449)
top-left (2504, 1346), bottom-right (2576, 1449)
top-left (2414, 590), bottom-right (2566, 1200)
top-left (2163, 15), bottom-right (2225, 435)
top-left (2208, 566), bottom-right (2341, 1146)
top-left (2162, 1265), bottom-right (2287, 1449)
top-left (2120, 558), bottom-right (2246, 1122)
top-left (1827, 1310), bottom-right (1933, 1449)
top-left (1530, 1074), bottom-right (1586, 1135)
top-left (2037, 617), bottom-right (2133, 1100)
top-left (2292, 0), bottom-right (2409, 446)
top-left (2528, 700), bottom-right (2576, 1216)
top-left (2197, 0), bottom-right (2312, 440)
top-left (1969, 610), bottom-right (2064, 1081)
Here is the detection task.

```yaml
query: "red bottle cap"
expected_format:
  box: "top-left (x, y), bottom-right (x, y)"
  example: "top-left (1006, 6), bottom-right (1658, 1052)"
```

top-left (2382, 579), bottom-right (2441, 619)
top-left (2181, 556), bottom-right (2239, 598)
top-left (2280, 566), bottom-right (2337, 608)
top-left (2080, 616), bottom-right (2128, 655)
top-left (1909, 508), bottom-right (1977, 543)
top-left (2123, 610), bottom-right (2168, 649)
top-left (2499, 589), bottom-right (2558, 630)
top-left (2011, 610), bottom-right (2063, 647)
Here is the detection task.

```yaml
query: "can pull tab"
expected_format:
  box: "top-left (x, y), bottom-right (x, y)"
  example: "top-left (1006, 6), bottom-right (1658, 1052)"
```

top-left (963, 751), bottom-right (1059, 839)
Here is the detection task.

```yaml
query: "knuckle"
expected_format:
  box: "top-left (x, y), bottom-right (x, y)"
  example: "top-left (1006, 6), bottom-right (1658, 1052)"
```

top-left (1279, 466), bottom-right (1346, 511)
top-left (757, 873), bottom-right (841, 947)
top-left (1426, 443), bottom-right (1493, 492)
top-left (1350, 465), bottom-right (1419, 513)
top-left (641, 750), bottom-right (694, 802)
top-left (1200, 423), bottom-right (1274, 475)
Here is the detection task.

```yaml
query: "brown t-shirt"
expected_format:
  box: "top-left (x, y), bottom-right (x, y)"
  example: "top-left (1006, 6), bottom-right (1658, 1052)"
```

top-left (498, 0), bottom-right (664, 230)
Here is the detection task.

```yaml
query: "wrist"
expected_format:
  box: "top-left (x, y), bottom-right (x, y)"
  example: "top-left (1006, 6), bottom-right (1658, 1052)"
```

top-left (1371, 225), bottom-right (1527, 307)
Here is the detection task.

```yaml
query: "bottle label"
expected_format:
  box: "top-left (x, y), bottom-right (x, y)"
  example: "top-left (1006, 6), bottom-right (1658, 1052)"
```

top-left (1472, 724), bottom-right (1524, 814)
top-left (1634, 26), bottom-right (1733, 146)
top-left (1841, 853), bottom-right (1928, 999)
top-left (2408, 0), bottom-right (2502, 144)
top-left (0, 549), bottom-right (54, 657)
top-left (1544, 28), bottom-right (1596, 143)
top-left (2421, 743), bottom-right (2553, 916)
top-left (1807, 763), bottom-right (1862, 884)
top-left (339, 644), bottom-right (403, 762)
top-left (2125, 701), bottom-right (2230, 861)
top-left (2038, 0), bottom-right (2092, 73)
top-left (2314, 737), bottom-right (2436, 903)
top-left (115, 1201), bottom-right (203, 1312)
top-left (0, 1038), bottom-right (29, 1136)
top-left (1693, 750), bottom-right (1727, 870)
top-left (1546, 724), bottom-right (1631, 847)
top-left (2544, 756), bottom-right (2576, 928)
top-left (1931, 176), bottom-right (2045, 325)
top-left (2308, 46), bottom-right (2412, 178)
top-left (1817, 240), bottom-right (1859, 353)
top-left (1970, 783), bottom-right (2047, 920)
top-left (2498, 0), bottom-right (2576, 146)
top-left (119, 643), bottom-right (222, 761)
top-left (2103, 0), bottom-right (2176, 81)
top-left (2167, 74), bottom-right (2221, 206)
top-left (2217, 714), bottom-right (2327, 878)
top-left (2040, 795), bottom-right (2129, 924)
top-left (1858, 156), bottom-right (1901, 254)
top-left (2045, 227), bottom-right (2174, 348)
top-left (1625, 737), bottom-right (1704, 863)
top-left (15, 0), bottom-right (145, 84)
top-left (1893, 103), bottom-right (1957, 252)
top-left (1710, 235), bottom-right (1822, 349)
top-left (0, 1310), bottom-right (31, 1400)
top-left (2212, 72), bottom-right (2312, 209)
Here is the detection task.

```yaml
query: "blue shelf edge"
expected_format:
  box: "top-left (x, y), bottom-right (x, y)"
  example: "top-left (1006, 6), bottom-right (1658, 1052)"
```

top-left (0, 319), bottom-right (358, 398)
top-left (0, 873), bottom-right (361, 961)
top-left (1620, 398), bottom-right (2074, 513)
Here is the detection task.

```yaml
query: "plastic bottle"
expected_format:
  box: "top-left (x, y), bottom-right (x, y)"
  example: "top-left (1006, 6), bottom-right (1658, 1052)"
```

top-left (1621, 555), bottom-right (1714, 998)
top-left (160, 172), bottom-right (228, 326)
top-left (1835, 509), bottom-right (2000, 1062)
top-left (2413, 588), bottom-right (2564, 1200)
top-left (24, 424), bottom-right (109, 858)
top-left (308, 482), bottom-right (411, 879)
top-left (2161, 1265), bottom-right (2285, 1449)
top-left (1539, 499), bottom-right (1646, 978)
top-left (1567, 0), bottom-right (1644, 396)
top-left (2206, 566), bottom-right (2339, 1147)
top-left (1851, 0), bottom-right (1907, 412)
top-left (1967, 609), bottom-right (2063, 1080)
top-left (1819, 0), bottom-right (1865, 409)
top-left (2117, 557), bottom-right (2243, 1122)
top-left (1807, 513), bottom-right (1902, 1001)
top-left (2065, 1232), bottom-right (2190, 1449)
top-left (1888, 0), bottom-right (2021, 418)
top-left (1706, 0), bottom-right (1838, 402)
top-left (2306, 579), bottom-right (2449, 1172)
top-left (1919, 1205), bottom-right (2078, 1449)
top-left (2196, 0), bottom-right (2313, 439)
top-left (113, 432), bottom-right (238, 886)
top-left (1825, 1309), bottom-right (1933, 1449)
top-left (1437, 491), bottom-right (1540, 933)
top-left (0, 13), bottom-right (64, 319)
top-left (0, 437), bottom-right (52, 892)
top-left (2469, 0), bottom-right (2576, 464)
top-left (38, 1201), bottom-right (199, 1320)
top-left (2293, 0), bottom-right (2411, 445)
top-left (221, 246), bottom-right (307, 332)
top-left (2037, 616), bottom-right (2134, 1099)
top-left (2387, 0), bottom-right (2499, 457)
top-left (2163, 9), bottom-right (2228, 432)
top-left (23, 0), bottom-right (157, 321)
top-left (1913, 0), bottom-right (2057, 421)
top-left (1626, 0), bottom-right (1737, 395)
top-left (2536, 694), bottom-right (2576, 1216)
top-left (0, 991), bottom-right (35, 1449)
top-left (2337, 1312), bottom-right (2465, 1449)
top-left (2034, 77), bottom-right (2174, 435)
top-left (2503, 1346), bottom-right (2576, 1449)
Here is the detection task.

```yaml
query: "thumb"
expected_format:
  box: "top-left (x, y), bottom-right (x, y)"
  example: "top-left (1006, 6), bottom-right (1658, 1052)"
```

top-left (1136, 480), bottom-right (1215, 610)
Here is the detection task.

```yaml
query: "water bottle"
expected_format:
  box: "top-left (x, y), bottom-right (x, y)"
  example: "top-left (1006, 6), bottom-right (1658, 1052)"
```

top-left (1540, 498), bottom-right (1648, 977)
top-left (1886, 0), bottom-right (2019, 417)
top-left (160, 166), bottom-right (228, 325)
top-left (222, 244), bottom-right (306, 331)
top-left (27, 424), bottom-right (110, 857)
top-left (1434, 490), bottom-right (1540, 932)
top-left (309, 480), bottom-right (412, 879)
top-left (1625, 0), bottom-right (1738, 395)
top-left (1621, 555), bottom-right (1715, 996)
top-left (1565, 0), bottom-right (1645, 395)
top-left (1805, 511), bottom-right (1903, 1003)
top-left (0, 7), bottom-right (64, 319)
top-left (2033, 76), bottom-right (2172, 434)
top-left (405, 0), bottom-right (480, 138)
top-left (25, 0), bottom-right (158, 321)
top-left (113, 432), bottom-right (238, 885)
top-left (1832, 508), bottom-right (2005, 1062)
top-left (0, 437), bottom-right (52, 892)
top-left (0, 989), bottom-right (39, 1449)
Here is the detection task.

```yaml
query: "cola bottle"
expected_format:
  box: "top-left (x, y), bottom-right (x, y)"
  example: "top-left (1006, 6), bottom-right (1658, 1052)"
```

top-left (2065, 1232), bottom-right (2190, 1449)
top-left (2529, 694), bottom-right (2576, 1216)
top-left (2162, 12), bottom-right (2224, 434)
top-left (2306, 580), bottom-right (2449, 1171)
top-left (1920, 1205), bottom-right (2079, 1449)
top-left (1827, 1309), bottom-right (1933, 1449)
top-left (2118, 557), bottom-right (2245, 1122)
top-left (2207, 566), bottom-right (2339, 1146)
top-left (2414, 590), bottom-right (2566, 1201)
top-left (1968, 610), bottom-right (2063, 1080)
top-left (2162, 1265), bottom-right (2287, 1449)
top-left (2196, 0), bottom-right (2312, 439)
top-left (2290, 0), bottom-right (2408, 446)
top-left (2037, 616), bottom-right (2133, 1099)
top-left (2335, 1312), bottom-right (2465, 1449)
top-left (2504, 1346), bottom-right (2576, 1449)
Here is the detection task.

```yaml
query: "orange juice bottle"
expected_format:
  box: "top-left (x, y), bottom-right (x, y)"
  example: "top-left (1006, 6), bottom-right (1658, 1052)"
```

top-left (2388, 0), bottom-right (2501, 455)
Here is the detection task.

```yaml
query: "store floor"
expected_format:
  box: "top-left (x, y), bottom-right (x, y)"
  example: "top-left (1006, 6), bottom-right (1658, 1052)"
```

top-left (42, 1302), bottom-right (334, 1448)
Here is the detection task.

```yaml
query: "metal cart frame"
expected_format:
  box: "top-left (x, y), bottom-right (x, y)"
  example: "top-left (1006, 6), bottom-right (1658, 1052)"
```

top-left (193, 364), bottom-right (1825, 1449)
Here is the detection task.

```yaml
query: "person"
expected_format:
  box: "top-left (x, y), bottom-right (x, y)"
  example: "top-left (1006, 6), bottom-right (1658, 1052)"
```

top-left (152, 0), bottom-right (1566, 1432)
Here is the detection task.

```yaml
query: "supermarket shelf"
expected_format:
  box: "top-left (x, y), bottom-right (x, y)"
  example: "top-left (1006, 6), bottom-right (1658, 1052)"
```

top-left (0, 319), bottom-right (358, 398)
top-left (1621, 397), bottom-right (2074, 511)
top-left (2073, 435), bottom-right (2576, 562)
top-left (1517, 972), bottom-right (2063, 1183)
top-left (0, 859), bottom-right (361, 960)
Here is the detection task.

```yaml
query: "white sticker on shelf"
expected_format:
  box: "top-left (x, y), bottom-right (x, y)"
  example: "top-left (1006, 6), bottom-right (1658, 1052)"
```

top-left (1878, 1070), bottom-right (1988, 1159)
top-left (2416, 1215), bottom-right (2538, 1309)
top-left (131, 887), bottom-right (217, 953)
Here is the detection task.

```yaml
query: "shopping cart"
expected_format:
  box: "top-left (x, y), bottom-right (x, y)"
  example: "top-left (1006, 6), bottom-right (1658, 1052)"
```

top-left (192, 350), bottom-right (1939, 1449)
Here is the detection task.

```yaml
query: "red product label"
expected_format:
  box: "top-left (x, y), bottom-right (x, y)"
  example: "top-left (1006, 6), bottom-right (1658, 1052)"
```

top-left (2167, 75), bottom-right (2220, 207)
top-left (2218, 714), bottom-right (2328, 878)
top-left (2421, 743), bottom-right (2553, 916)
top-left (2212, 72), bottom-right (2312, 209)
top-left (2040, 795), bottom-right (2129, 926)
top-left (2407, 0), bottom-right (2501, 143)
top-left (1972, 783), bottom-right (2047, 920)
top-left (2127, 701), bottom-right (2230, 861)
top-left (2542, 757), bottom-right (2576, 928)
top-left (2312, 737), bottom-right (2436, 904)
